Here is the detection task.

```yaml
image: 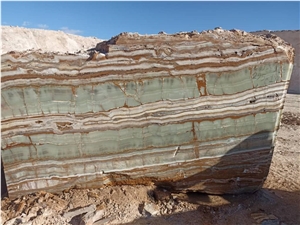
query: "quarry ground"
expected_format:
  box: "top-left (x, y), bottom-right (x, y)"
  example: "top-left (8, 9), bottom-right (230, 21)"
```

top-left (1, 93), bottom-right (299, 225)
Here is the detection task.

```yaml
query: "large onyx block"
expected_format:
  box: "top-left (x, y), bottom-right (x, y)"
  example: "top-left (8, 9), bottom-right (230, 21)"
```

top-left (1, 29), bottom-right (294, 197)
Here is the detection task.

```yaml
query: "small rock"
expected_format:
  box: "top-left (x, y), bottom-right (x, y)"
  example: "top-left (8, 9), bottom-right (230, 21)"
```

top-left (162, 208), bottom-right (168, 215)
top-left (4, 217), bottom-right (22, 225)
top-left (15, 201), bottom-right (26, 215)
top-left (153, 188), bottom-right (171, 201)
top-left (27, 206), bottom-right (40, 220)
top-left (79, 209), bottom-right (105, 225)
top-left (1, 210), bottom-right (9, 224)
top-left (158, 31), bottom-right (167, 35)
top-left (143, 202), bottom-right (160, 216)
top-left (251, 211), bottom-right (279, 225)
top-left (63, 204), bottom-right (96, 222)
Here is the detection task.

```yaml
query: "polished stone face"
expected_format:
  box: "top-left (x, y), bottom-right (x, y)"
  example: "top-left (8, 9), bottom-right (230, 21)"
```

top-left (1, 29), bottom-right (294, 197)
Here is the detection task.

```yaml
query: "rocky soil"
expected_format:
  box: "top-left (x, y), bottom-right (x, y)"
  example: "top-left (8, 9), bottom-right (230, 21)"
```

top-left (1, 93), bottom-right (299, 225)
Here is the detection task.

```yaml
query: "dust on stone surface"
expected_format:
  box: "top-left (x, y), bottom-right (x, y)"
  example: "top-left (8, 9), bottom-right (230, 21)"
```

top-left (1, 94), bottom-right (299, 225)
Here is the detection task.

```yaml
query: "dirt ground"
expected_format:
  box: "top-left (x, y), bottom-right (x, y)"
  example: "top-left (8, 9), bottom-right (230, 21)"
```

top-left (1, 93), bottom-right (299, 225)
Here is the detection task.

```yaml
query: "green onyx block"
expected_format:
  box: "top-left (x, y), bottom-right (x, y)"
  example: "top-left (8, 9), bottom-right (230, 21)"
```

top-left (206, 68), bottom-right (252, 95)
top-left (252, 63), bottom-right (281, 88)
top-left (92, 83), bottom-right (126, 111)
top-left (75, 85), bottom-right (93, 113)
top-left (2, 88), bottom-right (27, 117)
top-left (23, 87), bottom-right (41, 115)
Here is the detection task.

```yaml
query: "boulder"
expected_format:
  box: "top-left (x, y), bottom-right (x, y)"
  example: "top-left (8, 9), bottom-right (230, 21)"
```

top-left (1, 28), bottom-right (294, 197)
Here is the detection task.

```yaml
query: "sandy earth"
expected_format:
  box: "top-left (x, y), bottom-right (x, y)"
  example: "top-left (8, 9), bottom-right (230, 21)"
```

top-left (1, 26), bottom-right (103, 54)
top-left (1, 93), bottom-right (299, 225)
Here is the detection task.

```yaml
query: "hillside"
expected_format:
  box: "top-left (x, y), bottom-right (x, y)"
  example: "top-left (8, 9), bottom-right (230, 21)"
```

top-left (1, 26), bottom-right (103, 54)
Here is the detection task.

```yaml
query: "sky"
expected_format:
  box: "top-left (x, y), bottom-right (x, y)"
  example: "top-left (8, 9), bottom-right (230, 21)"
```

top-left (1, 1), bottom-right (299, 40)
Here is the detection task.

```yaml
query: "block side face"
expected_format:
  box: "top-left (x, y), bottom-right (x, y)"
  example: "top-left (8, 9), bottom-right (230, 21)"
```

top-left (1, 29), bottom-right (294, 197)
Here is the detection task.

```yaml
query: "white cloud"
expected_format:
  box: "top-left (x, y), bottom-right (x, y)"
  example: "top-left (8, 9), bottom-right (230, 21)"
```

top-left (37, 24), bottom-right (49, 29)
top-left (60, 27), bottom-right (82, 35)
top-left (22, 21), bottom-right (30, 26)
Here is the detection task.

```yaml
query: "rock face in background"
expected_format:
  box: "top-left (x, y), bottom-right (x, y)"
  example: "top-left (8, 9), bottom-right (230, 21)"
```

top-left (251, 30), bottom-right (299, 94)
top-left (1, 26), bottom-right (102, 54)
top-left (1, 28), bottom-right (294, 198)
